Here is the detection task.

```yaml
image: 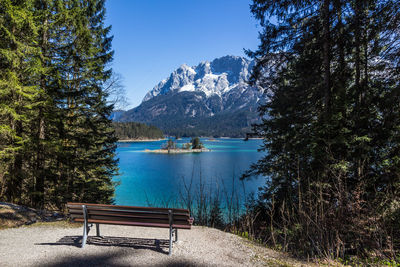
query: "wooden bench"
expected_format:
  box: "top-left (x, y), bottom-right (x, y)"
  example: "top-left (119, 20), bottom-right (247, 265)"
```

top-left (67, 202), bottom-right (194, 255)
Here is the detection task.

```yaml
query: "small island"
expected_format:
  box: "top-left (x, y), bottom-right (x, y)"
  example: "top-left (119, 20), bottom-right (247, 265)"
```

top-left (145, 148), bottom-right (211, 153)
top-left (145, 137), bottom-right (211, 153)
top-left (118, 138), bottom-right (166, 142)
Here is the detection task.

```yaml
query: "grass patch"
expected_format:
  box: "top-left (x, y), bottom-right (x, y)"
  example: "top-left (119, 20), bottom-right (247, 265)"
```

top-left (264, 259), bottom-right (294, 267)
top-left (0, 205), bottom-right (37, 229)
top-left (0, 203), bottom-right (68, 230)
top-left (22, 220), bottom-right (82, 229)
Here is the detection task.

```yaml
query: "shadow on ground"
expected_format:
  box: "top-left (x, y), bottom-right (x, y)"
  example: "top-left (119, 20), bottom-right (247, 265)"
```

top-left (41, 250), bottom-right (203, 267)
top-left (37, 235), bottom-right (171, 254)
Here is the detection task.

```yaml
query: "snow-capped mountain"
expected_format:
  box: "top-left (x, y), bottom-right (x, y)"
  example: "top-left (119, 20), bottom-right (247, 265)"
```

top-left (143, 55), bottom-right (255, 102)
top-left (116, 55), bottom-right (263, 137)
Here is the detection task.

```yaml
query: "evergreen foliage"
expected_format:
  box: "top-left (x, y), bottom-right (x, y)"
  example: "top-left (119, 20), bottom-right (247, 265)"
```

top-left (191, 137), bottom-right (203, 149)
top-left (112, 122), bottom-right (163, 140)
top-left (0, 0), bottom-right (118, 209)
top-left (0, 0), bottom-right (42, 204)
top-left (244, 0), bottom-right (400, 259)
top-left (162, 138), bottom-right (176, 150)
top-left (146, 109), bottom-right (255, 138)
top-left (181, 142), bottom-right (191, 149)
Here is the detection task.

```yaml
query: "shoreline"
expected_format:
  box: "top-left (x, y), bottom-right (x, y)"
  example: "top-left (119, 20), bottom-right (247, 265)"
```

top-left (144, 148), bottom-right (211, 154)
top-left (213, 137), bottom-right (263, 140)
top-left (118, 138), bottom-right (166, 142)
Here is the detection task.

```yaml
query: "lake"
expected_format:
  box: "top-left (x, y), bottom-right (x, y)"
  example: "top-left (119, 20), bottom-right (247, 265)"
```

top-left (114, 138), bottom-right (265, 209)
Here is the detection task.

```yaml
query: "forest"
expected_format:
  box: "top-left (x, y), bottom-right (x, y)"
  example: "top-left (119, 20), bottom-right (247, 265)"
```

top-left (112, 122), bottom-right (164, 140)
top-left (0, 0), bottom-right (117, 209)
top-left (1, 0), bottom-right (400, 263)
top-left (238, 0), bottom-right (400, 262)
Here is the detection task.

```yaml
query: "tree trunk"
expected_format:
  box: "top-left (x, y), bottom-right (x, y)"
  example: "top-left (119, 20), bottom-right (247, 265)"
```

top-left (322, 0), bottom-right (331, 117)
top-left (34, 14), bottom-right (49, 208)
top-left (354, 0), bottom-right (362, 105)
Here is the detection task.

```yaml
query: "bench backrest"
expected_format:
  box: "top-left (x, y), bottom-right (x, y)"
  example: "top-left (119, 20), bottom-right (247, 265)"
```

top-left (67, 202), bottom-right (193, 229)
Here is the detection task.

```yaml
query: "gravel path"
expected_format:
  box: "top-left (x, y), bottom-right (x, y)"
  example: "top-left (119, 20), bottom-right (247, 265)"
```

top-left (0, 223), bottom-right (309, 266)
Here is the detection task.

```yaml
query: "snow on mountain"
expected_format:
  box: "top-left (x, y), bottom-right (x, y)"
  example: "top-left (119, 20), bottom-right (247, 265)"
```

top-left (142, 55), bottom-right (255, 102)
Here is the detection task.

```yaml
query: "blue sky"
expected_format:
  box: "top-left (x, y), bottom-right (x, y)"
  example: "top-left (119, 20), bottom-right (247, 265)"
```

top-left (105, 0), bottom-right (260, 108)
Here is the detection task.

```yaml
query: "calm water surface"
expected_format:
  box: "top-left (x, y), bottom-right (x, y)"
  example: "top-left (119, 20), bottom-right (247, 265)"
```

top-left (114, 138), bottom-right (265, 206)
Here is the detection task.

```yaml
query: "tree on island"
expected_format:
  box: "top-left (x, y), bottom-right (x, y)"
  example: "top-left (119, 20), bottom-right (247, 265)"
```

top-left (191, 137), bottom-right (203, 149)
top-left (181, 143), bottom-right (191, 150)
top-left (162, 138), bottom-right (176, 150)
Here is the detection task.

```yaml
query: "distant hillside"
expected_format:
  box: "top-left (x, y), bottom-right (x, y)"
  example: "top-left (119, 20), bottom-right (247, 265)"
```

top-left (113, 55), bottom-right (264, 137)
top-left (112, 122), bottom-right (164, 140)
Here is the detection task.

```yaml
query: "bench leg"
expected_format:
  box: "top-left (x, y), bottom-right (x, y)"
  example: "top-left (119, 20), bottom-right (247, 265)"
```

top-left (81, 205), bottom-right (92, 248)
top-left (96, 223), bottom-right (101, 237)
top-left (175, 229), bottom-right (178, 242)
top-left (168, 209), bottom-right (173, 256)
top-left (82, 223), bottom-right (93, 248)
top-left (82, 220), bottom-right (88, 248)
top-left (169, 224), bottom-right (173, 256)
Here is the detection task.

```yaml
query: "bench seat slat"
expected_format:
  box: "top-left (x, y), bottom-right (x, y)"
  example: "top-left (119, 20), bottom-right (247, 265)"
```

top-left (70, 215), bottom-right (191, 225)
top-left (73, 216), bottom-right (173, 225)
top-left (69, 209), bottom-right (171, 217)
top-left (73, 218), bottom-right (192, 229)
top-left (70, 215), bottom-right (190, 224)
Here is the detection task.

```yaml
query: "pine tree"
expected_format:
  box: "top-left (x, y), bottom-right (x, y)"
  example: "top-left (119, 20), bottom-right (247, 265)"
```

top-left (0, 0), bottom-right (43, 204)
top-left (54, 0), bottom-right (117, 205)
top-left (245, 0), bottom-right (400, 258)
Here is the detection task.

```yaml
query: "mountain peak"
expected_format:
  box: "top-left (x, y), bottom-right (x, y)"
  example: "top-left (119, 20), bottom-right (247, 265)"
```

top-left (177, 63), bottom-right (192, 71)
top-left (142, 55), bottom-right (253, 103)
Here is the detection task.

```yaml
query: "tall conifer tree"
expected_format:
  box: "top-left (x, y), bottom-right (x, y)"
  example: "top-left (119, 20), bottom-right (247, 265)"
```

top-left (0, 0), bottom-right (43, 204)
top-left (245, 0), bottom-right (400, 258)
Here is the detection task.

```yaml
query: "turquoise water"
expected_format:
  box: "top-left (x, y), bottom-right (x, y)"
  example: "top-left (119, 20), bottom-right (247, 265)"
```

top-left (114, 138), bottom-right (265, 207)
